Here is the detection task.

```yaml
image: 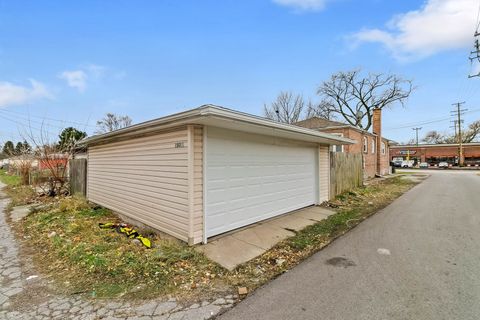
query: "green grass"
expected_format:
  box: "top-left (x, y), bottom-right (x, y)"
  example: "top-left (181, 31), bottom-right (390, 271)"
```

top-left (288, 209), bottom-right (361, 250)
top-left (0, 169), bottom-right (20, 186)
top-left (395, 171), bottom-right (416, 175)
top-left (23, 196), bottom-right (222, 299)
top-left (0, 169), bottom-right (36, 208)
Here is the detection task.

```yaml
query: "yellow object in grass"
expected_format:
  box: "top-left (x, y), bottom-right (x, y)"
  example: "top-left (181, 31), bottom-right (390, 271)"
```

top-left (99, 223), bottom-right (152, 248)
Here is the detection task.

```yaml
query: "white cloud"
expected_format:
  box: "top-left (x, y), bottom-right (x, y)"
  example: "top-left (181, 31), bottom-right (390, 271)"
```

top-left (59, 64), bottom-right (125, 91)
top-left (272, 0), bottom-right (329, 11)
top-left (351, 0), bottom-right (478, 60)
top-left (59, 70), bottom-right (88, 92)
top-left (84, 64), bottom-right (106, 79)
top-left (0, 79), bottom-right (53, 108)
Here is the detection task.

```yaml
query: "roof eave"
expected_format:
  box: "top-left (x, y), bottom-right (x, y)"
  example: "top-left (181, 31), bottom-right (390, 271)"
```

top-left (80, 105), bottom-right (355, 146)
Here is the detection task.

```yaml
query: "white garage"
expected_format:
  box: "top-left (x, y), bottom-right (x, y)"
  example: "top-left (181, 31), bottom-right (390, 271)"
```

top-left (205, 127), bottom-right (318, 237)
top-left (82, 105), bottom-right (353, 244)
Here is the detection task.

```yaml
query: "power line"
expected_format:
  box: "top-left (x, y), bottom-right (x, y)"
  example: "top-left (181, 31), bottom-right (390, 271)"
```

top-left (0, 108), bottom-right (96, 129)
top-left (0, 113), bottom-right (55, 136)
top-left (384, 108), bottom-right (480, 131)
top-left (0, 109), bottom-right (67, 130)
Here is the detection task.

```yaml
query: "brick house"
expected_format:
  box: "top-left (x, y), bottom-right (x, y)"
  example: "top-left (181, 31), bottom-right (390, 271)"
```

top-left (296, 109), bottom-right (392, 178)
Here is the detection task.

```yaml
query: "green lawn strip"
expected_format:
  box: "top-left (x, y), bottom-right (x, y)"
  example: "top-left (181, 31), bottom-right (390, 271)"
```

top-left (0, 169), bottom-right (36, 208)
top-left (0, 169), bottom-right (21, 186)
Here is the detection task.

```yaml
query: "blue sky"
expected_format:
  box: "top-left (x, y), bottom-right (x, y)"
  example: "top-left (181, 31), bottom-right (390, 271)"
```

top-left (0, 0), bottom-right (479, 144)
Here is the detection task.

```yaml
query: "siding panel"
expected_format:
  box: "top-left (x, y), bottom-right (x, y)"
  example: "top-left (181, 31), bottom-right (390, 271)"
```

top-left (192, 126), bottom-right (204, 244)
top-left (87, 127), bottom-right (191, 242)
top-left (318, 145), bottom-right (330, 202)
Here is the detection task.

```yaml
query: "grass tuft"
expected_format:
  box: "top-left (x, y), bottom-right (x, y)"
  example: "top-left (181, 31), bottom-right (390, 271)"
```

top-left (0, 169), bottom-right (21, 186)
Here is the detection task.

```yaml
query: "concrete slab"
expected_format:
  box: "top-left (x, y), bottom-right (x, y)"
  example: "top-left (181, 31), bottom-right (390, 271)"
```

top-left (269, 215), bottom-right (316, 232)
top-left (196, 236), bottom-right (265, 270)
top-left (10, 205), bottom-right (34, 222)
top-left (230, 224), bottom-right (295, 250)
top-left (197, 206), bottom-right (337, 270)
top-left (294, 206), bottom-right (335, 221)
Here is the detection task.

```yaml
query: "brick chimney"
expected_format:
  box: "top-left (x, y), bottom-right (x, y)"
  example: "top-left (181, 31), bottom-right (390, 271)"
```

top-left (372, 108), bottom-right (382, 175)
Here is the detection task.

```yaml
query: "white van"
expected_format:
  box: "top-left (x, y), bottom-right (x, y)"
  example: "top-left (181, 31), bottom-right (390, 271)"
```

top-left (401, 160), bottom-right (414, 168)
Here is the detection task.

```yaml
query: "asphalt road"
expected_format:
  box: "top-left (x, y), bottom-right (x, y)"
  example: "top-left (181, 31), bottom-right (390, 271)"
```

top-left (218, 170), bottom-right (480, 320)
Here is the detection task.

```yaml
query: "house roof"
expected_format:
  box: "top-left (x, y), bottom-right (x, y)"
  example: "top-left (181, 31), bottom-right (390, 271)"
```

top-left (81, 105), bottom-right (355, 146)
top-left (295, 117), bottom-right (347, 129)
top-left (295, 116), bottom-right (396, 144)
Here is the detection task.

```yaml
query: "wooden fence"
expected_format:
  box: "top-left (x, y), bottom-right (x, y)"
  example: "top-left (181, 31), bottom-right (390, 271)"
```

top-left (330, 152), bottom-right (363, 199)
top-left (69, 159), bottom-right (87, 196)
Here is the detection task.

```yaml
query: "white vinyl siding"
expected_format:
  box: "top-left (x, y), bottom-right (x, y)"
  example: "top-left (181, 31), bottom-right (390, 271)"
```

top-left (191, 126), bottom-right (204, 244)
top-left (318, 145), bottom-right (330, 202)
top-left (87, 127), bottom-right (191, 242)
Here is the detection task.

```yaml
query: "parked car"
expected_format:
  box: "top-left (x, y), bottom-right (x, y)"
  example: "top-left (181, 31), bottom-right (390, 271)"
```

top-left (393, 160), bottom-right (403, 167)
top-left (401, 160), bottom-right (414, 168)
top-left (438, 162), bottom-right (449, 168)
top-left (419, 162), bottom-right (429, 168)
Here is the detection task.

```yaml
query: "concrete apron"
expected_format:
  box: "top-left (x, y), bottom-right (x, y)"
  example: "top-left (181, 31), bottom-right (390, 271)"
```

top-left (196, 206), bottom-right (335, 270)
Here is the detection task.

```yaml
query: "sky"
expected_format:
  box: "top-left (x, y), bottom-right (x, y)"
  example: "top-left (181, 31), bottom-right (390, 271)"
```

top-left (0, 0), bottom-right (479, 144)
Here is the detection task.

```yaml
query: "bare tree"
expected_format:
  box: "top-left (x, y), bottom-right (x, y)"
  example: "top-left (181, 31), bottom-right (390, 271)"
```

top-left (463, 120), bottom-right (480, 143)
top-left (422, 130), bottom-right (445, 144)
top-left (317, 69), bottom-right (413, 131)
top-left (420, 120), bottom-right (480, 145)
top-left (264, 91), bottom-right (305, 124)
top-left (305, 100), bottom-right (336, 120)
top-left (404, 138), bottom-right (416, 145)
top-left (9, 145), bottom-right (34, 185)
top-left (23, 124), bottom-right (73, 196)
top-left (95, 113), bottom-right (132, 134)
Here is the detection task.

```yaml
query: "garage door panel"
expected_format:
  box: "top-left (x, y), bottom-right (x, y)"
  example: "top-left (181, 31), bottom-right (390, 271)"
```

top-left (206, 127), bottom-right (318, 237)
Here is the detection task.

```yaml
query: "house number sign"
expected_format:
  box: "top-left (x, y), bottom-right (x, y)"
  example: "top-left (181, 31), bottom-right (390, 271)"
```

top-left (175, 142), bottom-right (185, 148)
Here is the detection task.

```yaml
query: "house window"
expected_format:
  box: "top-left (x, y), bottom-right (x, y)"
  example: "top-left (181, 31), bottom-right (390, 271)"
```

top-left (381, 142), bottom-right (386, 155)
top-left (332, 145), bottom-right (343, 153)
top-left (363, 137), bottom-right (368, 153)
top-left (371, 138), bottom-right (375, 154)
top-left (330, 133), bottom-right (344, 153)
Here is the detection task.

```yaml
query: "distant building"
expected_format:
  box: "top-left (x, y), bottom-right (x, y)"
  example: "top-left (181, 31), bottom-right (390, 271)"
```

top-left (390, 142), bottom-right (480, 166)
top-left (296, 109), bottom-right (392, 178)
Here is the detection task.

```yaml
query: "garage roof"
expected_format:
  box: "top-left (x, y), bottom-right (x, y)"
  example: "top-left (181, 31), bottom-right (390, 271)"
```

top-left (81, 105), bottom-right (355, 146)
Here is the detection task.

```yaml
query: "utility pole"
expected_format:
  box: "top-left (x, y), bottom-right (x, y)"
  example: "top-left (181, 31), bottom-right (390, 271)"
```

top-left (450, 120), bottom-right (459, 140)
top-left (412, 127), bottom-right (422, 146)
top-left (451, 102), bottom-right (467, 166)
top-left (469, 35), bottom-right (480, 78)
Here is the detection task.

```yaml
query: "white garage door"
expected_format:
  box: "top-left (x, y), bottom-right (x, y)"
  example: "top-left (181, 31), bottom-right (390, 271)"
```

top-left (205, 127), bottom-right (318, 237)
